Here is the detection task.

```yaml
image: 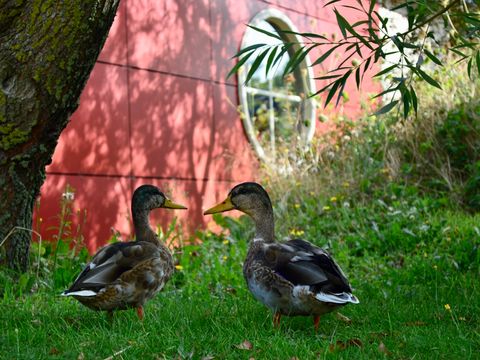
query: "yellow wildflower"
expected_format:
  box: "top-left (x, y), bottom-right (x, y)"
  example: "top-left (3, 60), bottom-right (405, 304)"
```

top-left (342, 181), bottom-right (350, 188)
top-left (290, 229), bottom-right (305, 237)
top-left (294, 204), bottom-right (300, 209)
top-left (323, 205), bottom-right (331, 211)
top-left (444, 304), bottom-right (451, 311)
top-left (223, 256), bottom-right (228, 261)
top-left (330, 196), bottom-right (337, 202)
top-left (222, 239), bottom-right (229, 245)
top-left (175, 265), bottom-right (183, 271)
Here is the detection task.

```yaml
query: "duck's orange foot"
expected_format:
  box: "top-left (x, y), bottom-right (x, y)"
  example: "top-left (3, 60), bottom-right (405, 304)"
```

top-left (273, 312), bottom-right (282, 328)
top-left (313, 315), bottom-right (321, 332)
top-left (137, 306), bottom-right (144, 320)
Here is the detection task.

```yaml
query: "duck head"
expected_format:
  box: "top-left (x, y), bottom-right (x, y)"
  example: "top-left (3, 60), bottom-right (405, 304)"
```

top-left (203, 182), bottom-right (272, 217)
top-left (132, 184), bottom-right (187, 213)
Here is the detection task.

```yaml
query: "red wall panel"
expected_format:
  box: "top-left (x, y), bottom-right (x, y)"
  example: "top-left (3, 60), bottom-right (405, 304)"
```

top-left (129, 69), bottom-right (214, 179)
top-left (47, 63), bottom-right (130, 176)
top-left (36, 0), bottom-right (381, 252)
top-left (36, 174), bottom-right (132, 251)
top-left (98, 0), bottom-right (128, 65)
top-left (127, 0), bottom-right (212, 80)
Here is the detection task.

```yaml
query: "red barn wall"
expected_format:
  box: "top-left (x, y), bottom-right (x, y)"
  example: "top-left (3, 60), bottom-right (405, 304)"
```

top-left (35, 0), bottom-right (380, 252)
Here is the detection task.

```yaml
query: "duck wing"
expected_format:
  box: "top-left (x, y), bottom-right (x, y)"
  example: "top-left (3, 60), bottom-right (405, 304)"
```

top-left (62, 241), bottom-right (158, 296)
top-left (263, 239), bottom-right (358, 304)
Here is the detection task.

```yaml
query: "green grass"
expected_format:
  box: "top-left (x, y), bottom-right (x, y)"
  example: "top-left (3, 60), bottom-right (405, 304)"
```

top-left (1, 198), bottom-right (480, 359)
top-left (0, 265), bottom-right (478, 359)
top-left (3, 56), bottom-right (479, 359)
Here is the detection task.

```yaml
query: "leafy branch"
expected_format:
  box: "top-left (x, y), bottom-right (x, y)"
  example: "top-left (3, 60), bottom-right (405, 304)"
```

top-left (229, 0), bottom-right (479, 117)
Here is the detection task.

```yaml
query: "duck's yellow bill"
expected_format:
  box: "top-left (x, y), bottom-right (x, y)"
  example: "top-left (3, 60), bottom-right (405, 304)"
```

top-left (163, 199), bottom-right (187, 210)
top-left (203, 196), bottom-right (234, 215)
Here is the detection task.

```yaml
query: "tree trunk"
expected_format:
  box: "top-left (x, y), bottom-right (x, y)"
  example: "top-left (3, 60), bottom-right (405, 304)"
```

top-left (0, 0), bottom-right (120, 271)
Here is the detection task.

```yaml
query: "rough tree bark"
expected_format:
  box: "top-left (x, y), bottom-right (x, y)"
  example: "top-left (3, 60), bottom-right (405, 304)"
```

top-left (0, 0), bottom-right (120, 271)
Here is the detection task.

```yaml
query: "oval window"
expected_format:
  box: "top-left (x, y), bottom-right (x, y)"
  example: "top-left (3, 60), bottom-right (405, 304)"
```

top-left (238, 9), bottom-right (316, 162)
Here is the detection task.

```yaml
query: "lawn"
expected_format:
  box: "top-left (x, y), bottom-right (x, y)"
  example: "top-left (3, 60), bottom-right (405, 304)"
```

top-left (1, 197), bottom-right (479, 359)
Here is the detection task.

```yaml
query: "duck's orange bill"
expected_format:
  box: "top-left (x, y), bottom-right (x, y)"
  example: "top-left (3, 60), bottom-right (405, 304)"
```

top-left (203, 196), bottom-right (234, 215)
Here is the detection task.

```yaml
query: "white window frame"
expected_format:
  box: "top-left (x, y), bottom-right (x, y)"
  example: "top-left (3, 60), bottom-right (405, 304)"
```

top-left (238, 9), bottom-right (317, 162)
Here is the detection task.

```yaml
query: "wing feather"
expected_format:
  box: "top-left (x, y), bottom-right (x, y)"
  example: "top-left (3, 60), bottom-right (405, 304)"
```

top-left (63, 242), bottom-right (158, 294)
top-left (263, 238), bottom-right (353, 294)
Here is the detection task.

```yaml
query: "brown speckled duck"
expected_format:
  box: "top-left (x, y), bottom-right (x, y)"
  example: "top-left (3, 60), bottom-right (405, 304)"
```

top-left (62, 184), bottom-right (186, 320)
top-left (204, 182), bottom-right (358, 330)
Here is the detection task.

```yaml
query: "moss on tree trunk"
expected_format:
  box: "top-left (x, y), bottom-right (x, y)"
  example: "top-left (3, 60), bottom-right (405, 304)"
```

top-left (0, 0), bottom-right (120, 271)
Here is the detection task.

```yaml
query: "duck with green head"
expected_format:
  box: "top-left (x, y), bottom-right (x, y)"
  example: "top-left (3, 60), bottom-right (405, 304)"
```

top-left (204, 182), bottom-right (358, 330)
top-left (62, 184), bottom-right (187, 320)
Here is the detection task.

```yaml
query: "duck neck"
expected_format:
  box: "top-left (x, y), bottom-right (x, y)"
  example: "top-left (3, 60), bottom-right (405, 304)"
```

top-left (133, 209), bottom-right (160, 246)
top-left (251, 207), bottom-right (275, 243)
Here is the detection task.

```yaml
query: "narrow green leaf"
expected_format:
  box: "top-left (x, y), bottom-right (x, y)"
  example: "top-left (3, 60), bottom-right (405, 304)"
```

top-left (315, 81), bottom-right (336, 96)
top-left (373, 64), bottom-right (397, 78)
top-left (391, 35), bottom-right (404, 53)
top-left (415, 68), bottom-right (442, 89)
top-left (355, 43), bottom-right (362, 57)
top-left (334, 9), bottom-right (348, 38)
top-left (337, 49), bottom-right (357, 69)
top-left (371, 86), bottom-right (400, 100)
top-left (426, 31), bottom-right (437, 42)
top-left (245, 48), bottom-right (270, 84)
top-left (314, 74), bottom-right (343, 80)
top-left (424, 49), bottom-right (443, 66)
top-left (247, 24), bottom-right (282, 40)
top-left (452, 41), bottom-right (478, 50)
top-left (477, 51), bottom-right (480, 77)
top-left (340, 5), bottom-right (362, 12)
top-left (355, 67), bottom-right (361, 90)
top-left (227, 54), bottom-right (251, 79)
top-left (463, 14), bottom-right (480, 25)
top-left (272, 44), bottom-right (292, 69)
top-left (345, 43), bottom-right (357, 52)
top-left (351, 20), bottom-right (369, 28)
top-left (288, 44), bottom-right (320, 74)
top-left (449, 48), bottom-right (467, 58)
top-left (233, 44), bottom-right (266, 58)
top-left (369, 0), bottom-right (377, 14)
top-left (280, 30), bottom-right (328, 40)
top-left (334, 9), bottom-right (374, 50)
top-left (327, 66), bottom-right (353, 73)
top-left (410, 85), bottom-right (418, 116)
top-left (373, 100), bottom-right (399, 116)
top-left (391, 1), bottom-right (410, 11)
top-left (402, 42), bottom-right (418, 49)
top-left (374, 11), bottom-right (388, 31)
top-left (467, 57), bottom-right (473, 79)
top-left (403, 88), bottom-right (411, 119)
top-left (312, 44), bottom-right (341, 66)
top-left (362, 56), bottom-right (372, 82)
top-left (283, 46), bottom-right (305, 76)
top-left (325, 79), bottom-right (341, 107)
top-left (374, 47), bottom-right (388, 62)
top-left (335, 71), bottom-right (351, 106)
top-left (265, 46), bottom-right (278, 78)
top-left (324, 0), bottom-right (341, 6)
